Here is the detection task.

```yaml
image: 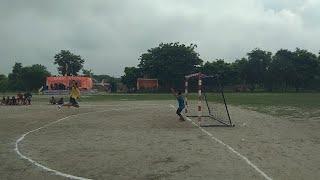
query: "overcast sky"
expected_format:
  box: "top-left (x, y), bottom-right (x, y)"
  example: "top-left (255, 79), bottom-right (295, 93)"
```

top-left (1, 0), bottom-right (319, 77)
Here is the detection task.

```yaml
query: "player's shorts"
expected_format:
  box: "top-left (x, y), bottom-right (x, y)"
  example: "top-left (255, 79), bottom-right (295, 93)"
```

top-left (69, 97), bottom-right (79, 106)
top-left (176, 107), bottom-right (184, 115)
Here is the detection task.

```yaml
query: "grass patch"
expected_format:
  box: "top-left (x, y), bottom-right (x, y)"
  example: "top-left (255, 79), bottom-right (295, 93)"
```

top-left (2, 92), bottom-right (319, 119)
top-left (223, 93), bottom-right (320, 109)
top-left (220, 93), bottom-right (320, 119)
top-left (4, 92), bottom-right (319, 108)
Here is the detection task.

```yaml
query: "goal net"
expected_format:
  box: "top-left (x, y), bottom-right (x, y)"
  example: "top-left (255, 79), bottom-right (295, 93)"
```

top-left (185, 73), bottom-right (234, 127)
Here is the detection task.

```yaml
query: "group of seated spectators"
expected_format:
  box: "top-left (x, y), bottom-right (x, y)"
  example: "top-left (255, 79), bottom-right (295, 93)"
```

top-left (50, 83), bottom-right (66, 90)
top-left (1, 92), bottom-right (32, 106)
top-left (49, 96), bottom-right (64, 105)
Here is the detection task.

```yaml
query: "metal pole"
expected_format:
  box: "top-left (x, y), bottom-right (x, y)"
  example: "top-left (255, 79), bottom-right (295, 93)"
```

top-left (217, 76), bottom-right (233, 125)
top-left (198, 74), bottom-right (202, 124)
top-left (203, 90), bottom-right (212, 116)
top-left (185, 78), bottom-right (189, 113)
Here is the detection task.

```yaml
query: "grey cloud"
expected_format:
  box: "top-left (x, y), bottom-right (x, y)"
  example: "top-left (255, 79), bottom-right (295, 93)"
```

top-left (0, 0), bottom-right (319, 76)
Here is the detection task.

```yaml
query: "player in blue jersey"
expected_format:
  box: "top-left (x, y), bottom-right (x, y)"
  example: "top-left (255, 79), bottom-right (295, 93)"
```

top-left (171, 88), bottom-right (185, 121)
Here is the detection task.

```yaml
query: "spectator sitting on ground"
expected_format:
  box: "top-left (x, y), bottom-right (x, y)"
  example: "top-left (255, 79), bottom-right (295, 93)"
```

top-left (6, 96), bottom-right (10, 105)
top-left (8, 96), bottom-right (13, 105)
top-left (57, 97), bottom-right (64, 105)
top-left (11, 96), bottom-right (17, 105)
top-left (49, 96), bottom-right (56, 105)
top-left (21, 95), bottom-right (26, 105)
top-left (1, 97), bottom-right (5, 105)
top-left (17, 92), bottom-right (23, 104)
top-left (24, 92), bottom-right (32, 105)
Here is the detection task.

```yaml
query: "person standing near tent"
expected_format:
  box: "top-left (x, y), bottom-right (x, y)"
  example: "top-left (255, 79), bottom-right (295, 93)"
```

top-left (171, 88), bottom-right (185, 121)
top-left (58, 81), bottom-right (80, 109)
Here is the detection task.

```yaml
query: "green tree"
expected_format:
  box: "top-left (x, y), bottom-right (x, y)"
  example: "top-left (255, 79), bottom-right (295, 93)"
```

top-left (269, 49), bottom-right (295, 91)
top-left (138, 42), bottom-right (202, 89)
top-left (292, 48), bottom-right (318, 91)
top-left (316, 52), bottom-right (320, 90)
top-left (0, 74), bottom-right (8, 92)
top-left (21, 64), bottom-right (51, 91)
top-left (54, 50), bottom-right (85, 76)
top-left (201, 59), bottom-right (236, 86)
top-left (110, 78), bottom-right (118, 93)
top-left (8, 62), bottom-right (24, 91)
top-left (232, 58), bottom-right (249, 85)
top-left (8, 63), bottom-right (50, 91)
top-left (246, 49), bottom-right (272, 91)
top-left (121, 67), bottom-right (142, 89)
top-left (82, 69), bottom-right (93, 77)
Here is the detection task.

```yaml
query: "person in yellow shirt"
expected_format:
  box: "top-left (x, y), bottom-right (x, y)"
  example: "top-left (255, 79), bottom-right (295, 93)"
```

top-left (58, 81), bottom-right (80, 109)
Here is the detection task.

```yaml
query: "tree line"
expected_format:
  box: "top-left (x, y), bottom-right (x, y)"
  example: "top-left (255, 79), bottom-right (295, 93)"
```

top-left (122, 43), bottom-right (320, 92)
top-left (1, 47), bottom-right (319, 93)
top-left (0, 50), bottom-right (119, 92)
top-left (0, 63), bottom-right (51, 92)
top-left (0, 50), bottom-right (83, 92)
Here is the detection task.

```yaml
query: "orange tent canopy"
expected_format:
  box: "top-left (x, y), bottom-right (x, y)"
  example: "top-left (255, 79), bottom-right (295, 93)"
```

top-left (46, 76), bottom-right (93, 90)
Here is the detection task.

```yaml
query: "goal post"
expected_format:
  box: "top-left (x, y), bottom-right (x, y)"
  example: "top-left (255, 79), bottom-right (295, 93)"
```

top-left (184, 73), bottom-right (234, 127)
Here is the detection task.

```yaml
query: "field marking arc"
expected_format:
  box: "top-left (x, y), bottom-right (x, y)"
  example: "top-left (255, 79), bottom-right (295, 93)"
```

top-left (14, 107), bottom-right (131, 180)
top-left (169, 104), bottom-right (273, 180)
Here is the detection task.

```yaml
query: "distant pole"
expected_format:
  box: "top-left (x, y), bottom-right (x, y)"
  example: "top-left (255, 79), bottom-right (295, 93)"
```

top-left (65, 63), bottom-right (68, 76)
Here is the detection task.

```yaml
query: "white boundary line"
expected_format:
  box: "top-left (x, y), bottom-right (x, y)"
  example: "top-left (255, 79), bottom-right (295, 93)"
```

top-left (169, 104), bottom-right (273, 180)
top-left (14, 108), bottom-right (129, 180)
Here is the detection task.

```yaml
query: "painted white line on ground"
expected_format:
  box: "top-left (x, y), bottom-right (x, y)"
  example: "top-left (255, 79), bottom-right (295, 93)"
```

top-left (169, 104), bottom-right (273, 180)
top-left (14, 108), bottom-right (130, 180)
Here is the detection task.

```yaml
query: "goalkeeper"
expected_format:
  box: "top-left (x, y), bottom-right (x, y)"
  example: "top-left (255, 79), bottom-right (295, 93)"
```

top-left (171, 88), bottom-right (185, 121)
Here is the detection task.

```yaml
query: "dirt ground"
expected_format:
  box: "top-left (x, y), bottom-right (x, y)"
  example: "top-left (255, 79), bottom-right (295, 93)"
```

top-left (0, 100), bottom-right (319, 180)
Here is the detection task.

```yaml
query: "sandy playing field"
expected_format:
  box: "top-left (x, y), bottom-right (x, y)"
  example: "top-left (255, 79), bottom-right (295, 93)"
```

top-left (0, 100), bottom-right (319, 180)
